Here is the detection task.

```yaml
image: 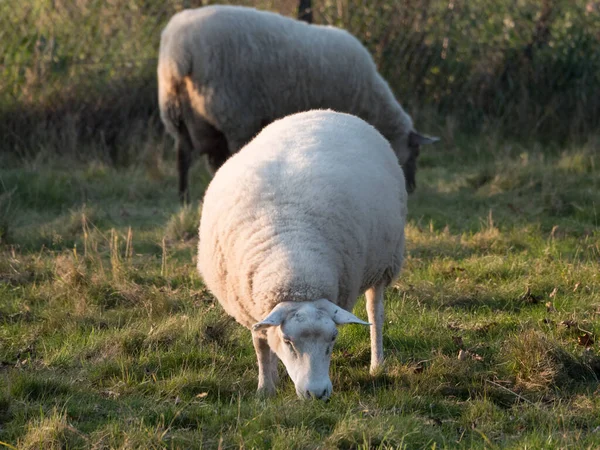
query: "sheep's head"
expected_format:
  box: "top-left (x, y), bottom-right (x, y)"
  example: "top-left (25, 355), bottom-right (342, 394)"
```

top-left (252, 299), bottom-right (369, 400)
top-left (392, 131), bottom-right (439, 193)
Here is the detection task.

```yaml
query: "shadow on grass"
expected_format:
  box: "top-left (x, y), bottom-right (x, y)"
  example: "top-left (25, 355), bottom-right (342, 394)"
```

top-left (431, 295), bottom-right (533, 314)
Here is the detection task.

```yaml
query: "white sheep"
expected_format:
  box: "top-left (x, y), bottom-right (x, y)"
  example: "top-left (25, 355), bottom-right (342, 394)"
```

top-left (158, 4), bottom-right (437, 203)
top-left (197, 110), bottom-right (407, 400)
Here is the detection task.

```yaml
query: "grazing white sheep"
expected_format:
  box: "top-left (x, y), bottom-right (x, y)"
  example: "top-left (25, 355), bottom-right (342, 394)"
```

top-left (197, 110), bottom-right (407, 400)
top-left (158, 4), bottom-right (437, 202)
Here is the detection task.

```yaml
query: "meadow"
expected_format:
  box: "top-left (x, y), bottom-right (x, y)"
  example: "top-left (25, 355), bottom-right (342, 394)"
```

top-left (1, 0), bottom-right (600, 448)
top-left (1, 131), bottom-right (599, 449)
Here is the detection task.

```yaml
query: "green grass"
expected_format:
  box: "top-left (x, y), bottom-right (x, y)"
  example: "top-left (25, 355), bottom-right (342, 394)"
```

top-left (1, 133), bottom-right (599, 449)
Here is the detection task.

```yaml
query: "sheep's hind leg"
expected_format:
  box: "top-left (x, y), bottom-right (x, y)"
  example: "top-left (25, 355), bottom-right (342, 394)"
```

top-left (203, 131), bottom-right (230, 176)
top-left (186, 115), bottom-right (230, 176)
top-left (176, 132), bottom-right (193, 205)
top-left (252, 333), bottom-right (277, 397)
top-left (365, 283), bottom-right (385, 374)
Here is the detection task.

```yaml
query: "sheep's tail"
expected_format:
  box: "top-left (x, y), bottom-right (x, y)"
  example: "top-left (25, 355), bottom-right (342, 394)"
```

top-left (157, 35), bottom-right (191, 138)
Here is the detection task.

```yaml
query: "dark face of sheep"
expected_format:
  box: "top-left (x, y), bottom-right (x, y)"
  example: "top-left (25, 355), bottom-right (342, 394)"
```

top-left (402, 131), bottom-right (440, 193)
top-left (403, 145), bottom-right (419, 194)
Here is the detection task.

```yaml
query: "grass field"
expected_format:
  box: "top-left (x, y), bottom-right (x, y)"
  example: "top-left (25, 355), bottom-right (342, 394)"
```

top-left (1, 132), bottom-right (599, 449)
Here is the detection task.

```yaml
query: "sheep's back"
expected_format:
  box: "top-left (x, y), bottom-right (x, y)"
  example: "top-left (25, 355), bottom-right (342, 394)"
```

top-left (162, 5), bottom-right (404, 143)
top-left (198, 111), bottom-right (406, 327)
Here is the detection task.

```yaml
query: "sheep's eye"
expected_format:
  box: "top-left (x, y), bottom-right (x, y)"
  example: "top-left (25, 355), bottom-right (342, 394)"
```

top-left (283, 339), bottom-right (297, 356)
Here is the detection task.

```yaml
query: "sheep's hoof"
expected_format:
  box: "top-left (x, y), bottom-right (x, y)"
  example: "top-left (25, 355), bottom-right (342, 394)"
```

top-left (369, 363), bottom-right (385, 377)
top-left (256, 385), bottom-right (276, 398)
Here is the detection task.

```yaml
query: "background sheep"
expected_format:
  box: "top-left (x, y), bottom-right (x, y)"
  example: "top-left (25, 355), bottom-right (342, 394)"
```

top-left (158, 4), bottom-right (438, 203)
top-left (197, 110), bottom-right (407, 399)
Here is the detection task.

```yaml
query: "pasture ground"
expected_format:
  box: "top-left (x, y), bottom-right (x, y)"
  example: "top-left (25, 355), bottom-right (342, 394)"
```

top-left (1, 133), bottom-right (599, 449)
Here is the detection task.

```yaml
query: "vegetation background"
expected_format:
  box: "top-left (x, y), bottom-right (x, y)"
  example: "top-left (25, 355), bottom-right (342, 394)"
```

top-left (1, 0), bottom-right (599, 448)
top-left (2, 0), bottom-right (600, 161)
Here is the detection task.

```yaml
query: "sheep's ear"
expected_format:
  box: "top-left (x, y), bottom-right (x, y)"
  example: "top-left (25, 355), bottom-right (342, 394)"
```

top-left (409, 131), bottom-right (440, 147)
top-left (314, 299), bottom-right (370, 326)
top-left (252, 302), bottom-right (295, 331)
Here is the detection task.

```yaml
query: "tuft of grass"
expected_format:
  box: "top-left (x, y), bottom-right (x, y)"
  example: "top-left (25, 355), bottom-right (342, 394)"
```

top-left (164, 202), bottom-right (202, 243)
top-left (18, 408), bottom-right (86, 450)
top-left (498, 330), bottom-right (593, 395)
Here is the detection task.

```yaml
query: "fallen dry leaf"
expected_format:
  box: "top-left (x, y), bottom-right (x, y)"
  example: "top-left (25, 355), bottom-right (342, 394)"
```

top-left (549, 287), bottom-right (558, 298)
top-left (15, 359), bottom-right (28, 368)
top-left (545, 302), bottom-right (556, 313)
top-left (445, 266), bottom-right (465, 275)
top-left (520, 287), bottom-right (542, 304)
top-left (470, 351), bottom-right (484, 361)
top-left (196, 392), bottom-right (209, 398)
top-left (560, 320), bottom-right (578, 328)
top-left (447, 322), bottom-right (462, 331)
top-left (475, 322), bottom-right (497, 334)
top-left (457, 349), bottom-right (484, 362)
top-left (103, 390), bottom-right (120, 399)
top-left (578, 333), bottom-right (595, 347)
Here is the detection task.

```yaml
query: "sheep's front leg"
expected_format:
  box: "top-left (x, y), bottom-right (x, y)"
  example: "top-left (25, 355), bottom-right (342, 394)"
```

top-left (252, 333), bottom-right (277, 396)
top-left (365, 284), bottom-right (385, 374)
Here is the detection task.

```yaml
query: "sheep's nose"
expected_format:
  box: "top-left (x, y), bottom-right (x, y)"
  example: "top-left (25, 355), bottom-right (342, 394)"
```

top-left (297, 379), bottom-right (332, 400)
top-left (318, 388), bottom-right (330, 400)
top-left (305, 388), bottom-right (330, 401)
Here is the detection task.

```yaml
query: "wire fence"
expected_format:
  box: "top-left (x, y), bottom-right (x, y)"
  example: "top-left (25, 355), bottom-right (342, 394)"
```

top-left (1, 0), bottom-right (600, 160)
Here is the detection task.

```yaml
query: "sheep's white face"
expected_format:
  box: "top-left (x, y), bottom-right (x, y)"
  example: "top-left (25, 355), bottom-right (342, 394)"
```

top-left (252, 299), bottom-right (369, 400)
